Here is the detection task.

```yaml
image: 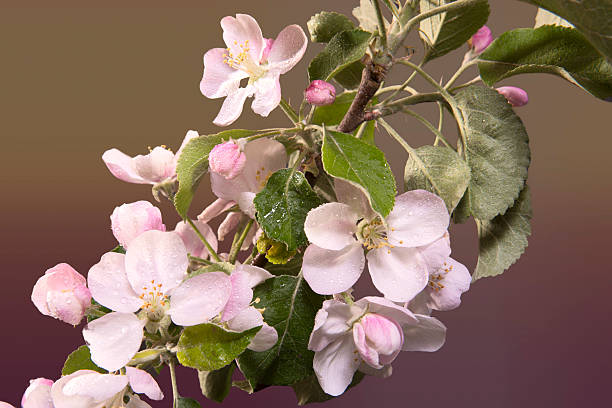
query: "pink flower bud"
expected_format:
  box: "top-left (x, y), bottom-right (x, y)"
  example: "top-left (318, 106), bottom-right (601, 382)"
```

top-left (0, 403), bottom-right (15, 408)
top-left (110, 201), bottom-right (165, 249)
top-left (31, 264), bottom-right (91, 325)
top-left (496, 86), bottom-right (529, 107)
top-left (21, 378), bottom-right (54, 408)
top-left (468, 25), bottom-right (492, 54)
top-left (353, 313), bottom-right (404, 368)
top-left (261, 38), bottom-right (274, 64)
top-left (209, 141), bottom-right (247, 180)
top-left (305, 80), bottom-right (336, 106)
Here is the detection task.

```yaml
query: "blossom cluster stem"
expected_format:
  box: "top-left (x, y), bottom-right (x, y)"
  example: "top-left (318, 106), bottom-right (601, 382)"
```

top-left (372, 0), bottom-right (388, 51)
top-left (401, 108), bottom-right (453, 149)
top-left (279, 98), bottom-right (299, 125)
top-left (229, 217), bottom-right (254, 264)
top-left (168, 359), bottom-right (180, 408)
top-left (186, 218), bottom-right (222, 262)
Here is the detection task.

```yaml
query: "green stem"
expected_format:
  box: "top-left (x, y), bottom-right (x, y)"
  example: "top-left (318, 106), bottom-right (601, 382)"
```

top-left (378, 118), bottom-right (420, 157)
top-left (435, 102), bottom-right (444, 146)
top-left (379, 62), bottom-right (421, 106)
top-left (186, 218), bottom-right (222, 262)
top-left (169, 359), bottom-right (180, 408)
top-left (372, 0), bottom-right (388, 51)
top-left (342, 292), bottom-right (354, 305)
top-left (188, 254), bottom-right (213, 265)
top-left (279, 98), bottom-right (299, 125)
top-left (449, 75), bottom-right (482, 92)
top-left (375, 84), bottom-right (418, 96)
top-left (405, 0), bottom-right (481, 30)
top-left (354, 121), bottom-right (368, 139)
top-left (229, 217), bottom-right (254, 264)
top-left (402, 108), bottom-right (453, 149)
top-left (444, 60), bottom-right (476, 90)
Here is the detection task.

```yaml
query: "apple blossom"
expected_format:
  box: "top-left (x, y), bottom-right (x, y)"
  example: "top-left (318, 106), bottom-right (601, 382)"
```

top-left (308, 297), bottom-right (446, 396)
top-left (31, 263), bottom-right (92, 326)
top-left (302, 180), bottom-right (450, 302)
top-left (305, 80), bottom-right (336, 106)
top-left (173, 219), bottom-right (218, 259)
top-left (85, 230), bottom-right (232, 370)
top-left (463, 25), bottom-right (492, 64)
top-left (0, 403), bottom-right (14, 408)
top-left (209, 140), bottom-right (247, 179)
top-left (110, 201), bottom-right (166, 249)
top-left (210, 137), bottom-right (287, 218)
top-left (200, 14), bottom-right (308, 126)
top-left (21, 378), bottom-right (54, 408)
top-left (102, 130), bottom-right (198, 185)
top-left (51, 369), bottom-right (163, 408)
top-left (496, 86), bottom-right (529, 107)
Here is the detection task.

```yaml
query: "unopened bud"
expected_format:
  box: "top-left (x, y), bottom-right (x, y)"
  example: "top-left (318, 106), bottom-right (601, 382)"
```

top-left (209, 141), bottom-right (247, 180)
top-left (353, 313), bottom-right (404, 368)
top-left (21, 378), bottom-right (54, 408)
top-left (305, 80), bottom-right (336, 106)
top-left (111, 201), bottom-right (165, 248)
top-left (496, 86), bottom-right (529, 107)
top-left (468, 25), bottom-right (492, 54)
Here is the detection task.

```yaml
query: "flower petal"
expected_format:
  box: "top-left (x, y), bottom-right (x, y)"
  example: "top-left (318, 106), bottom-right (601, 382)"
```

top-left (174, 220), bottom-right (218, 260)
top-left (313, 335), bottom-right (360, 397)
top-left (251, 72), bottom-right (281, 117)
top-left (218, 212), bottom-right (242, 242)
top-left (200, 48), bottom-right (248, 99)
top-left (418, 233), bottom-right (451, 271)
top-left (386, 190), bottom-right (449, 248)
top-left (235, 264), bottom-right (273, 288)
top-left (221, 14), bottom-right (265, 63)
top-left (354, 296), bottom-right (418, 328)
top-left (210, 172), bottom-right (251, 204)
top-left (401, 314), bottom-right (446, 352)
top-left (427, 257), bottom-right (471, 311)
top-left (102, 149), bottom-right (146, 184)
top-left (110, 201), bottom-right (165, 249)
top-left (352, 322), bottom-right (380, 368)
top-left (60, 372), bottom-right (128, 403)
top-left (51, 370), bottom-right (96, 408)
top-left (367, 247), bottom-right (428, 302)
top-left (221, 270), bottom-right (252, 322)
top-left (132, 147), bottom-right (175, 183)
top-left (226, 306), bottom-right (278, 352)
top-left (303, 243), bottom-right (365, 295)
top-left (213, 85), bottom-right (253, 127)
top-left (22, 378), bottom-right (54, 408)
top-left (309, 300), bottom-right (361, 352)
top-left (168, 272), bottom-right (232, 326)
top-left (82, 312), bottom-right (144, 372)
top-left (126, 367), bottom-right (164, 401)
top-left (304, 203), bottom-right (359, 251)
top-left (334, 179), bottom-right (376, 220)
top-left (241, 138), bottom-right (288, 192)
top-left (87, 252), bottom-right (142, 313)
top-left (268, 24), bottom-right (308, 74)
top-left (125, 230), bottom-right (188, 294)
top-left (197, 198), bottom-right (235, 223)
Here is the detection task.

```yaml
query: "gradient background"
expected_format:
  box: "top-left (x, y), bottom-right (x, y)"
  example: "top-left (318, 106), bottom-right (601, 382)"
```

top-left (1, 1), bottom-right (610, 406)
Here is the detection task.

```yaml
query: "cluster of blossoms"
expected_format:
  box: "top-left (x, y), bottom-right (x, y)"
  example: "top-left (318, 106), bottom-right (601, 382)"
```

top-left (7, 1), bottom-right (547, 404)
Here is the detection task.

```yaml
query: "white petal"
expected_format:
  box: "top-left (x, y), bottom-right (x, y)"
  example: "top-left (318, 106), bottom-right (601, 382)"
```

top-left (197, 198), bottom-right (235, 223)
top-left (402, 314), bottom-right (446, 352)
top-left (427, 257), bottom-right (471, 311)
top-left (303, 243), bottom-right (365, 295)
top-left (236, 192), bottom-right (257, 218)
top-left (235, 263), bottom-right (273, 288)
top-left (168, 272), bottom-right (232, 326)
top-left (268, 24), bottom-right (308, 74)
top-left (82, 312), bottom-right (144, 372)
top-left (102, 149), bottom-right (147, 184)
top-left (213, 86), bottom-right (253, 127)
top-left (313, 335), bottom-right (360, 397)
top-left (61, 372), bottom-right (128, 403)
top-left (221, 270), bottom-right (253, 322)
top-left (22, 378), bottom-right (54, 408)
top-left (227, 306), bottom-right (278, 352)
top-left (367, 247), bottom-right (428, 302)
top-left (334, 179), bottom-right (376, 220)
top-left (386, 190), bottom-right (450, 247)
top-left (304, 203), bottom-right (359, 251)
top-left (251, 73), bottom-right (281, 117)
top-left (309, 300), bottom-right (361, 352)
top-left (88, 252), bottom-right (142, 313)
top-left (125, 230), bottom-right (188, 294)
top-left (221, 14), bottom-right (265, 63)
top-left (51, 370), bottom-right (96, 408)
top-left (132, 147), bottom-right (175, 183)
top-left (418, 233), bottom-right (451, 271)
top-left (126, 367), bottom-right (163, 401)
top-left (218, 212), bottom-right (242, 242)
top-left (241, 138), bottom-right (287, 192)
top-left (354, 296), bottom-right (418, 328)
top-left (174, 220), bottom-right (218, 260)
top-left (200, 48), bottom-right (248, 98)
top-left (210, 171), bottom-right (251, 203)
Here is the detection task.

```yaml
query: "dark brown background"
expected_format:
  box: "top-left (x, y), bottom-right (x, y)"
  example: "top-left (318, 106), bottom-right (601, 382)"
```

top-left (1, 1), bottom-right (610, 406)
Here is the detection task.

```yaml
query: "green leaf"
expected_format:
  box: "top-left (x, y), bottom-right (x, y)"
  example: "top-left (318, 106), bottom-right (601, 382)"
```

top-left (419, 0), bottom-right (490, 62)
top-left (312, 91), bottom-right (357, 126)
top-left (264, 253), bottom-right (304, 276)
top-left (307, 11), bottom-right (355, 43)
top-left (517, 0), bottom-right (612, 61)
top-left (110, 245), bottom-right (125, 254)
top-left (478, 26), bottom-right (612, 100)
top-left (237, 275), bottom-right (325, 387)
top-left (322, 129), bottom-right (396, 217)
top-left (174, 130), bottom-right (258, 218)
top-left (454, 86), bottom-right (530, 221)
top-left (177, 397), bottom-right (201, 408)
top-left (62, 345), bottom-right (106, 375)
top-left (333, 61), bottom-right (365, 89)
top-left (177, 324), bottom-right (260, 372)
top-left (254, 169), bottom-right (322, 252)
top-left (474, 185), bottom-right (532, 280)
top-left (308, 30), bottom-right (372, 85)
top-left (353, 0), bottom-right (389, 33)
top-left (404, 145), bottom-right (470, 212)
top-left (292, 372), bottom-right (365, 405)
top-left (198, 363), bottom-right (235, 403)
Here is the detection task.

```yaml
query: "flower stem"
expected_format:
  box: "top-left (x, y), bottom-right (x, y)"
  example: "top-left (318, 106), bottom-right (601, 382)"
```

top-left (401, 108), bottom-right (453, 149)
top-left (229, 217), bottom-right (254, 264)
top-left (169, 359), bottom-right (180, 408)
top-left (186, 218), bottom-right (222, 262)
top-left (444, 60), bottom-right (475, 90)
top-left (372, 0), bottom-right (388, 51)
top-left (279, 98), bottom-right (299, 125)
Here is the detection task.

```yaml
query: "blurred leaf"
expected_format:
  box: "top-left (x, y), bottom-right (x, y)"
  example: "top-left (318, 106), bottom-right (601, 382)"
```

top-left (307, 11), bottom-right (355, 43)
top-left (198, 363), bottom-right (235, 403)
top-left (177, 397), bottom-right (201, 408)
top-left (292, 372), bottom-right (365, 405)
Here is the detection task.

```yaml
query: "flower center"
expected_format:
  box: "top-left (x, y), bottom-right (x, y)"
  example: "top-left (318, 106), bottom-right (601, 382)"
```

top-left (139, 279), bottom-right (168, 320)
top-left (223, 40), bottom-right (267, 81)
top-left (356, 218), bottom-right (394, 252)
top-left (428, 261), bottom-right (453, 291)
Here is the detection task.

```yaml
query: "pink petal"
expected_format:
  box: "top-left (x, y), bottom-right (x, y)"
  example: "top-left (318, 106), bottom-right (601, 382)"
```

top-left (88, 252), bottom-right (142, 313)
top-left (102, 149), bottom-right (147, 184)
top-left (268, 24), bottom-right (308, 74)
top-left (221, 14), bottom-right (265, 63)
top-left (235, 264), bottom-right (273, 288)
top-left (352, 321), bottom-right (380, 368)
top-left (241, 138), bottom-right (287, 192)
top-left (132, 147), bottom-right (175, 183)
top-left (209, 141), bottom-right (247, 179)
top-left (496, 86), bottom-right (529, 107)
top-left (126, 367), bottom-right (164, 401)
top-left (312, 335), bottom-right (360, 397)
top-left (51, 370), bottom-right (97, 408)
top-left (174, 220), bottom-right (218, 260)
top-left (354, 296), bottom-right (418, 328)
top-left (125, 230), bottom-right (188, 294)
top-left (0, 403), bottom-right (15, 408)
top-left (386, 190), bottom-right (449, 248)
top-left (309, 300), bottom-right (360, 352)
top-left (200, 48), bottom-right (248, 99)
top-left (218, 212), bottom-right (242, 242)
top-left (303, 243), bottom-right (365, 295)
top-left (470, 25), bottom-right (492, 54)
top-left (251, 73), bottom-right (281, 117)
top-left (168, 272), bottom-right (232, 326)
top-left (304, 203), bottom-right (359, 251)
top-left (60, 372), bottom-right (128, 403)
top-left (358, 313), bottom-right (403, 365)
top-left (401, 314), bottom-right (446, 352)
top-left (22, 378), bottom-right (54, 408)
top-left (213, 85), bottom-right (253, 127)
top-left (110, 201), bottom-right (165, 249)
top-left (418, 233), bottom-right (451, 271)
top-left (197, 198), bottom-right (235, 223)
top-left (221, 270), bottom-right (253, 322)
top-left (367, 247), bottom-right (429, 302)
top-left (46, 290), bottom-right (89, 326)
top-left (82, 312), bottom-right (144, 372)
